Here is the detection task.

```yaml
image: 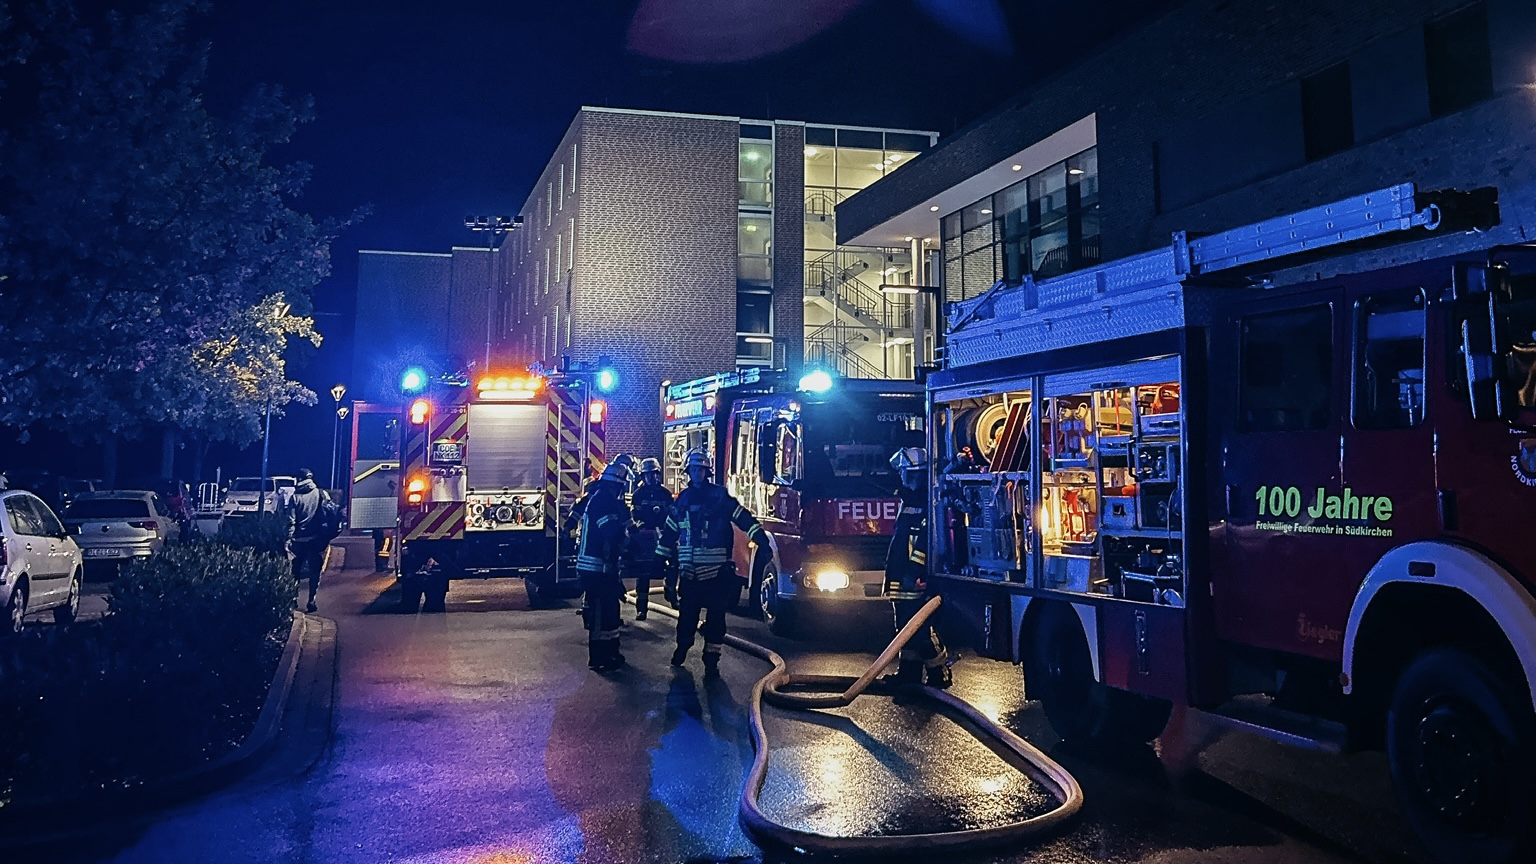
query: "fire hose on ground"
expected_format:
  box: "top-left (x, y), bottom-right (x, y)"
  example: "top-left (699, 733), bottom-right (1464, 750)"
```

top-left (624, 588), bottom-right (1084, 856)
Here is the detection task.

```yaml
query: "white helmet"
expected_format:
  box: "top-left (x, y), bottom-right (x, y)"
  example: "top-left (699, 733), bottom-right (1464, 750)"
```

top-left (639, 457), bottom-right (662, 474)
top-left (889, 447), bottom-right (927, 472)
top-left (684, 449), bottom-right (713, 471)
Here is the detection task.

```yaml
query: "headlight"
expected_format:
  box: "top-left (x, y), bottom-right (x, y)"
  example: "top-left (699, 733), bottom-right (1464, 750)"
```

top-left (811, 569), bottom-right (850, 592)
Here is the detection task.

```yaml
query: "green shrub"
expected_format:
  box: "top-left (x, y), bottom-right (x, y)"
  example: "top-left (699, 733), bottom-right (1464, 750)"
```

top-left (0, 542), bottom-right (296, 806)
top-left (216, 511), bottom-right (289, 558)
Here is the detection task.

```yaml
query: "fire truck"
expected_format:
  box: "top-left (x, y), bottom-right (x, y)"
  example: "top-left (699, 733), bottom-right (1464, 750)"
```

top-left (388, 365), bottom-right (609, 611)
top-left (925, 181), bottom-right (1536, 862)
top-left (662, 368), bottom-right (925, 634)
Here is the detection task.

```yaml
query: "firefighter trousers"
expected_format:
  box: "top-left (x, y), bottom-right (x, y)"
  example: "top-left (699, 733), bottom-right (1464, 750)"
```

top-left (675, 570), bottom-right (735, 659)
top-left (893, 597), bottom-right (947, 669)
top-left (580, 569), bottom-right (623, 647)
top-left (625, 559), bottom-right (658, 618)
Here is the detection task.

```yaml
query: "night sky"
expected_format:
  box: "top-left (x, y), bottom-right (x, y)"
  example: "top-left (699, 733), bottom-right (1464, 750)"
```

top-left (87, 0), bottom-right (1173, 477)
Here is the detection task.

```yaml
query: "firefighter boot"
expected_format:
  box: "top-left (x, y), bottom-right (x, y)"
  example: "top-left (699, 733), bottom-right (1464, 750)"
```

top-left (925, 660), bottom-right (953, 690)
top-left (670, 645), bottom-right (688, 667)
top-left (587, 640), bottom-right (602, 670)
top-left (608, 638), bottom-right (626, 671)
top-left (882, 659), bottom-right (923, 687)
top-left (703, 647), bottom-right (722, 679)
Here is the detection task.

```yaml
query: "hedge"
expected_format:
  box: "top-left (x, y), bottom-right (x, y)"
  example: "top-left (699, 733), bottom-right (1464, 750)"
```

top-left (0, 535), bottom-right (296, 808)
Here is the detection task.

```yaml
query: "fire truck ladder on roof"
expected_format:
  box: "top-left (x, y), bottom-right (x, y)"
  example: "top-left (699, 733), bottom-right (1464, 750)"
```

top-left (665, 367), bottom-right (784, 402)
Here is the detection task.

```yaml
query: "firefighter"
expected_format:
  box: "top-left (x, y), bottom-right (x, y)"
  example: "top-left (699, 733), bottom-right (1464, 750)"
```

top-left (626, 457), bottom-right (673, 621)
top-left (577, 459), bottom-right (632, 671)
top-left (566, 453), bottom-right (637, 624)
top-left (885, 447), bottom-right (950, 688)
top-left (655, 448), bottom-right (766, 678)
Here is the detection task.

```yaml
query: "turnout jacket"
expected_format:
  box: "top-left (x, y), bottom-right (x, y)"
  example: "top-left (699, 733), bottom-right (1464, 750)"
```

top-left (625, 482), bottom-right (674, 567)
top-left (655, 482), bottom-right (766, 581)
top-left (576, 486), bottom-right (630, 575)
top-left (883, 484), bottom-right (929, 600)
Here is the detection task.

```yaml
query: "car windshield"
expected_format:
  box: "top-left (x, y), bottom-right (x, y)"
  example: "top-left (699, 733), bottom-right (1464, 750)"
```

top-left (67, 499), bottom-right (151, 519)
top-left (229, 479), bottom-right (272, 492)
top-left (800, 395), bottom-right (925, 497)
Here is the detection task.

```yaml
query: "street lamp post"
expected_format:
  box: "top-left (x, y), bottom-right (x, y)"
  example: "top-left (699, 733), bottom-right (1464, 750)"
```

top-left (258, 301), bottom-right (290, 515)
top-left (329, 383), bottom-right (347, 490)
top-left (464, 215), bottom-right (519, 372)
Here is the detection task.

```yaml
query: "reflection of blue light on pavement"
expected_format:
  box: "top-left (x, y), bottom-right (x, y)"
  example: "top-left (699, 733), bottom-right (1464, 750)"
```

top-left (650, 713), bottom-right (752, 847)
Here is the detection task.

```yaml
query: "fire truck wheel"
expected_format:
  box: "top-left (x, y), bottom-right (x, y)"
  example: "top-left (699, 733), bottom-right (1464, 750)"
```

top-left (523, 576), bottom-right (547, 609)
top-left (760, 566), bottom-right (797, 637)
top-left (1387, 647), bottom-right (1536, 864)
top-left (398, 578), bottom-right (423, 614)
top-left (1025, 607), bottom-right (1169, 744)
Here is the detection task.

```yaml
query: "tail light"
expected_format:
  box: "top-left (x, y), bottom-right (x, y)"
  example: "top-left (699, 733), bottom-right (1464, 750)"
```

top-left (406, 476), bottom-right (427, 505)
top-left (0, 537), bottom-right (8, 568)
top-left (588, 400), bottom-right (607, 425)
top-left (409, 398), bottom-right (431, 425)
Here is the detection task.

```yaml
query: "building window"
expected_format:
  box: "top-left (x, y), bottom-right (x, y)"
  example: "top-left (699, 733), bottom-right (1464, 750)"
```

top-left (1302, 62), bottom-right (1354, 161)
top-left (546, 182), bottom-right (553, 226)
top-left (558, 165), bottom-right (565, 210)
top-left (1425, 2), bottom-right (1492, 118)
top-left (567, 218), bottom-right (575, 270)
top-left (544, 248), bottom-right (550, 294)
top-left (1354, 292), bottom-right (1426, 429)
top-left (740, 139), bottom-right (773, 208)
top-left (739, 213), bottom-right (773, 287)
top-left (570, 144), bottom-right (577, 192)
top-left (555, 233), bottom-right (562, 278)
top-left (942, 147), bottom-right (1100, 298)
top-left (1239, 305), bottom-right (1333, 433)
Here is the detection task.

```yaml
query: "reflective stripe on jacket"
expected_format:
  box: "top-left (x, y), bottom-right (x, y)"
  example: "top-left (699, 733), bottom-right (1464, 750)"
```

top-left (655, 482), bottom-right (765, 581)
top-left (576, 486), bottom-right (629, 575)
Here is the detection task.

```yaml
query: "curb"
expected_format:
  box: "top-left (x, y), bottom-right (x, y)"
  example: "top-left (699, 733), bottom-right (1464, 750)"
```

top-left (0, 611), bottom-right (311, 844)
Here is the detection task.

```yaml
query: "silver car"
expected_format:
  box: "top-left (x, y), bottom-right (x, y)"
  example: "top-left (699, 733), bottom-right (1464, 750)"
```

top-left (221, 476), bottom-right (296, 519)
top-left (64, 491), bottom-right (178, 571)
top-left (2, 489), bottom-right (85, 632)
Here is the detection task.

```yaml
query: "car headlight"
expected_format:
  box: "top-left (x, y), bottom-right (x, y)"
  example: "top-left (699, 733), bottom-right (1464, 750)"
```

top-left (811, 569), bottom-right (850, 592)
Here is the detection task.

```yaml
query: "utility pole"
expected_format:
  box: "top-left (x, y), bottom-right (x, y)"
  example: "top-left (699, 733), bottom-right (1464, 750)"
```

top-left (465, 215), bottom-right (519, 371)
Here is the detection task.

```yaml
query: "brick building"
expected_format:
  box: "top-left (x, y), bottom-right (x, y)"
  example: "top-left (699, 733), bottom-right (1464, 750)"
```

top-left (840, 0), bottom-right (1536, 298)
top-left (496, 107), bottom-right (937, 457)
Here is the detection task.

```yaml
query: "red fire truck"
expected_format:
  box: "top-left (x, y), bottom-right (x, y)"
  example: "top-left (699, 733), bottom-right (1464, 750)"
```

top-left (662, 368), bottom-right (925, 634)
top-left (927, 181), bottom-right (1536, 861)
top-left (389, 366), bottom-right (608, 610)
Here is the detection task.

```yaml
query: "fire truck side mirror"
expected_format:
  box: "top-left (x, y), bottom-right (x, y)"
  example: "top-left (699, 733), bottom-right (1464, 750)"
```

top-left (757, 421), bottom-right (779, 484)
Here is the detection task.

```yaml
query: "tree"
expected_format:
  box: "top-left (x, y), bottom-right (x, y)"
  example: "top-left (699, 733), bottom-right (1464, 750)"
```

top-left (0, 0), bottom-right (354, 474)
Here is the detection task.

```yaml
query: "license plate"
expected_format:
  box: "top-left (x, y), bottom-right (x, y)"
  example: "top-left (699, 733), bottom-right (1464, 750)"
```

top-left (85, 547), bottom-right (123, 558)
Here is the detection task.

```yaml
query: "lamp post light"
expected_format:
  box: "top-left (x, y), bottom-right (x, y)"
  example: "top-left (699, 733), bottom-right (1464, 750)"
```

top-left (464, 215), bottom-right (519, 372)
top-left (330, 383), bottom-right (347, 491)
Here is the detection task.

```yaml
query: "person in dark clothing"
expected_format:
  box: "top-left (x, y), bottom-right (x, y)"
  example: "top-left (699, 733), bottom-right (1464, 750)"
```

top-left (565, 453), bottom-right (637, 624)
top-left (577, 460), bottom-right (632, 671)
top-left (626, 458), bottom-right (673, 621)
top-left (655, 448), bottom-right (766, 678)
top-left (286, 469), bottom-right (327, 613)
top-left (884, 447), bottom-right (950, 688)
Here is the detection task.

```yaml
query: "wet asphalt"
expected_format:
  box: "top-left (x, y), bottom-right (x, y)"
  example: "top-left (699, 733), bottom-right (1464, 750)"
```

top-left (17, 536), bottom-right (1431, 864)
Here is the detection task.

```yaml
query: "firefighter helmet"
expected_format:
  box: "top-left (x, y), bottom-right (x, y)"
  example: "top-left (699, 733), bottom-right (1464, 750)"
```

top-left (600, 460), bottom-right (632, 485)
top-left (639, 457), bottom-right (662, 474)
top-left (889, 447), bottom-right (927, 472)
top-left (684, 449), bottom-right (713, 471)
top-left (611, 453), bottom-right (638, 473)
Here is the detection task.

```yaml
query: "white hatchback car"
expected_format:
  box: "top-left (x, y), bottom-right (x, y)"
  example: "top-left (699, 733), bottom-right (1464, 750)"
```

top-left (63, 491), bottom-right (178, 572)
top-left (221, 476), bottom-right (296, 519)
top-left (1, 488), bottom-right (85, 632)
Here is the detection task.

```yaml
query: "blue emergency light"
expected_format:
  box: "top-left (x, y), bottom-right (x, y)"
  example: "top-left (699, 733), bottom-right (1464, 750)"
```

top-left (798, 369), bottom-right (834, 393)
top-left (595, 356), bottom-right (618, 393)
top-left (400, 367), bottom-right (427, 393)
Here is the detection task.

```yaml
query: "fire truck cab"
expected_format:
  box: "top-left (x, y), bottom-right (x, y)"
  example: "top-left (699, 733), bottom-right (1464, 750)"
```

top-left (392, 366), bottom-right (607, 611)
top-left (929, 182), bottom-right (1536, 862)
top-left (662, 369), bottom-right (925, 634)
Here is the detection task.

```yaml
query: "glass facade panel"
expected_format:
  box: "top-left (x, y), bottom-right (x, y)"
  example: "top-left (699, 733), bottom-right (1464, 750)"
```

top-left (737, 291), bottom-right (772, 334)
top-left (739, 140), bottom-right (773, 207)
top-left (941, 146), bottom-right (1101, 299)
top-left (738, 213), bottom-right (772, 257)
top-left (834, 147), bottom-right (885, 190)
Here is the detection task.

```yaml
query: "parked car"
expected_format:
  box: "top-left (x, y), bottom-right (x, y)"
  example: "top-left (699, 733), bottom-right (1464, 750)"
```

top-left (63, 491), bottom-right (178, 574)
top-left (120, 476), bottom-right (193, 537)
top-left (1, 487), bottom-right (84, 632)
top-left (2, 471), bottom-right (97, 516)
top-left (221, 476), bottom-right (296, 519)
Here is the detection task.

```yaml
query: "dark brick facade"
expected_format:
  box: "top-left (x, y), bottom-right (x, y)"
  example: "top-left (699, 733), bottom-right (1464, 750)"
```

top-left (772, 122), bottom-right (807, 377)
top-left (842, 0), bottom-right (1536, 273)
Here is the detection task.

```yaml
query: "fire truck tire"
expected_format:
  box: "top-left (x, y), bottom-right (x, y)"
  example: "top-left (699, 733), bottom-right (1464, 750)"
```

top-left (398, 578), bottom-right (423, 613)
top-left (760, 567), bottom-right (797, 637)
top-left (1387, 647), bottom-right (1536, 864)
top-left (523, 576), bottom-right (547, 609)
top-left (1025, 607), bottom-right (1169, 745)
